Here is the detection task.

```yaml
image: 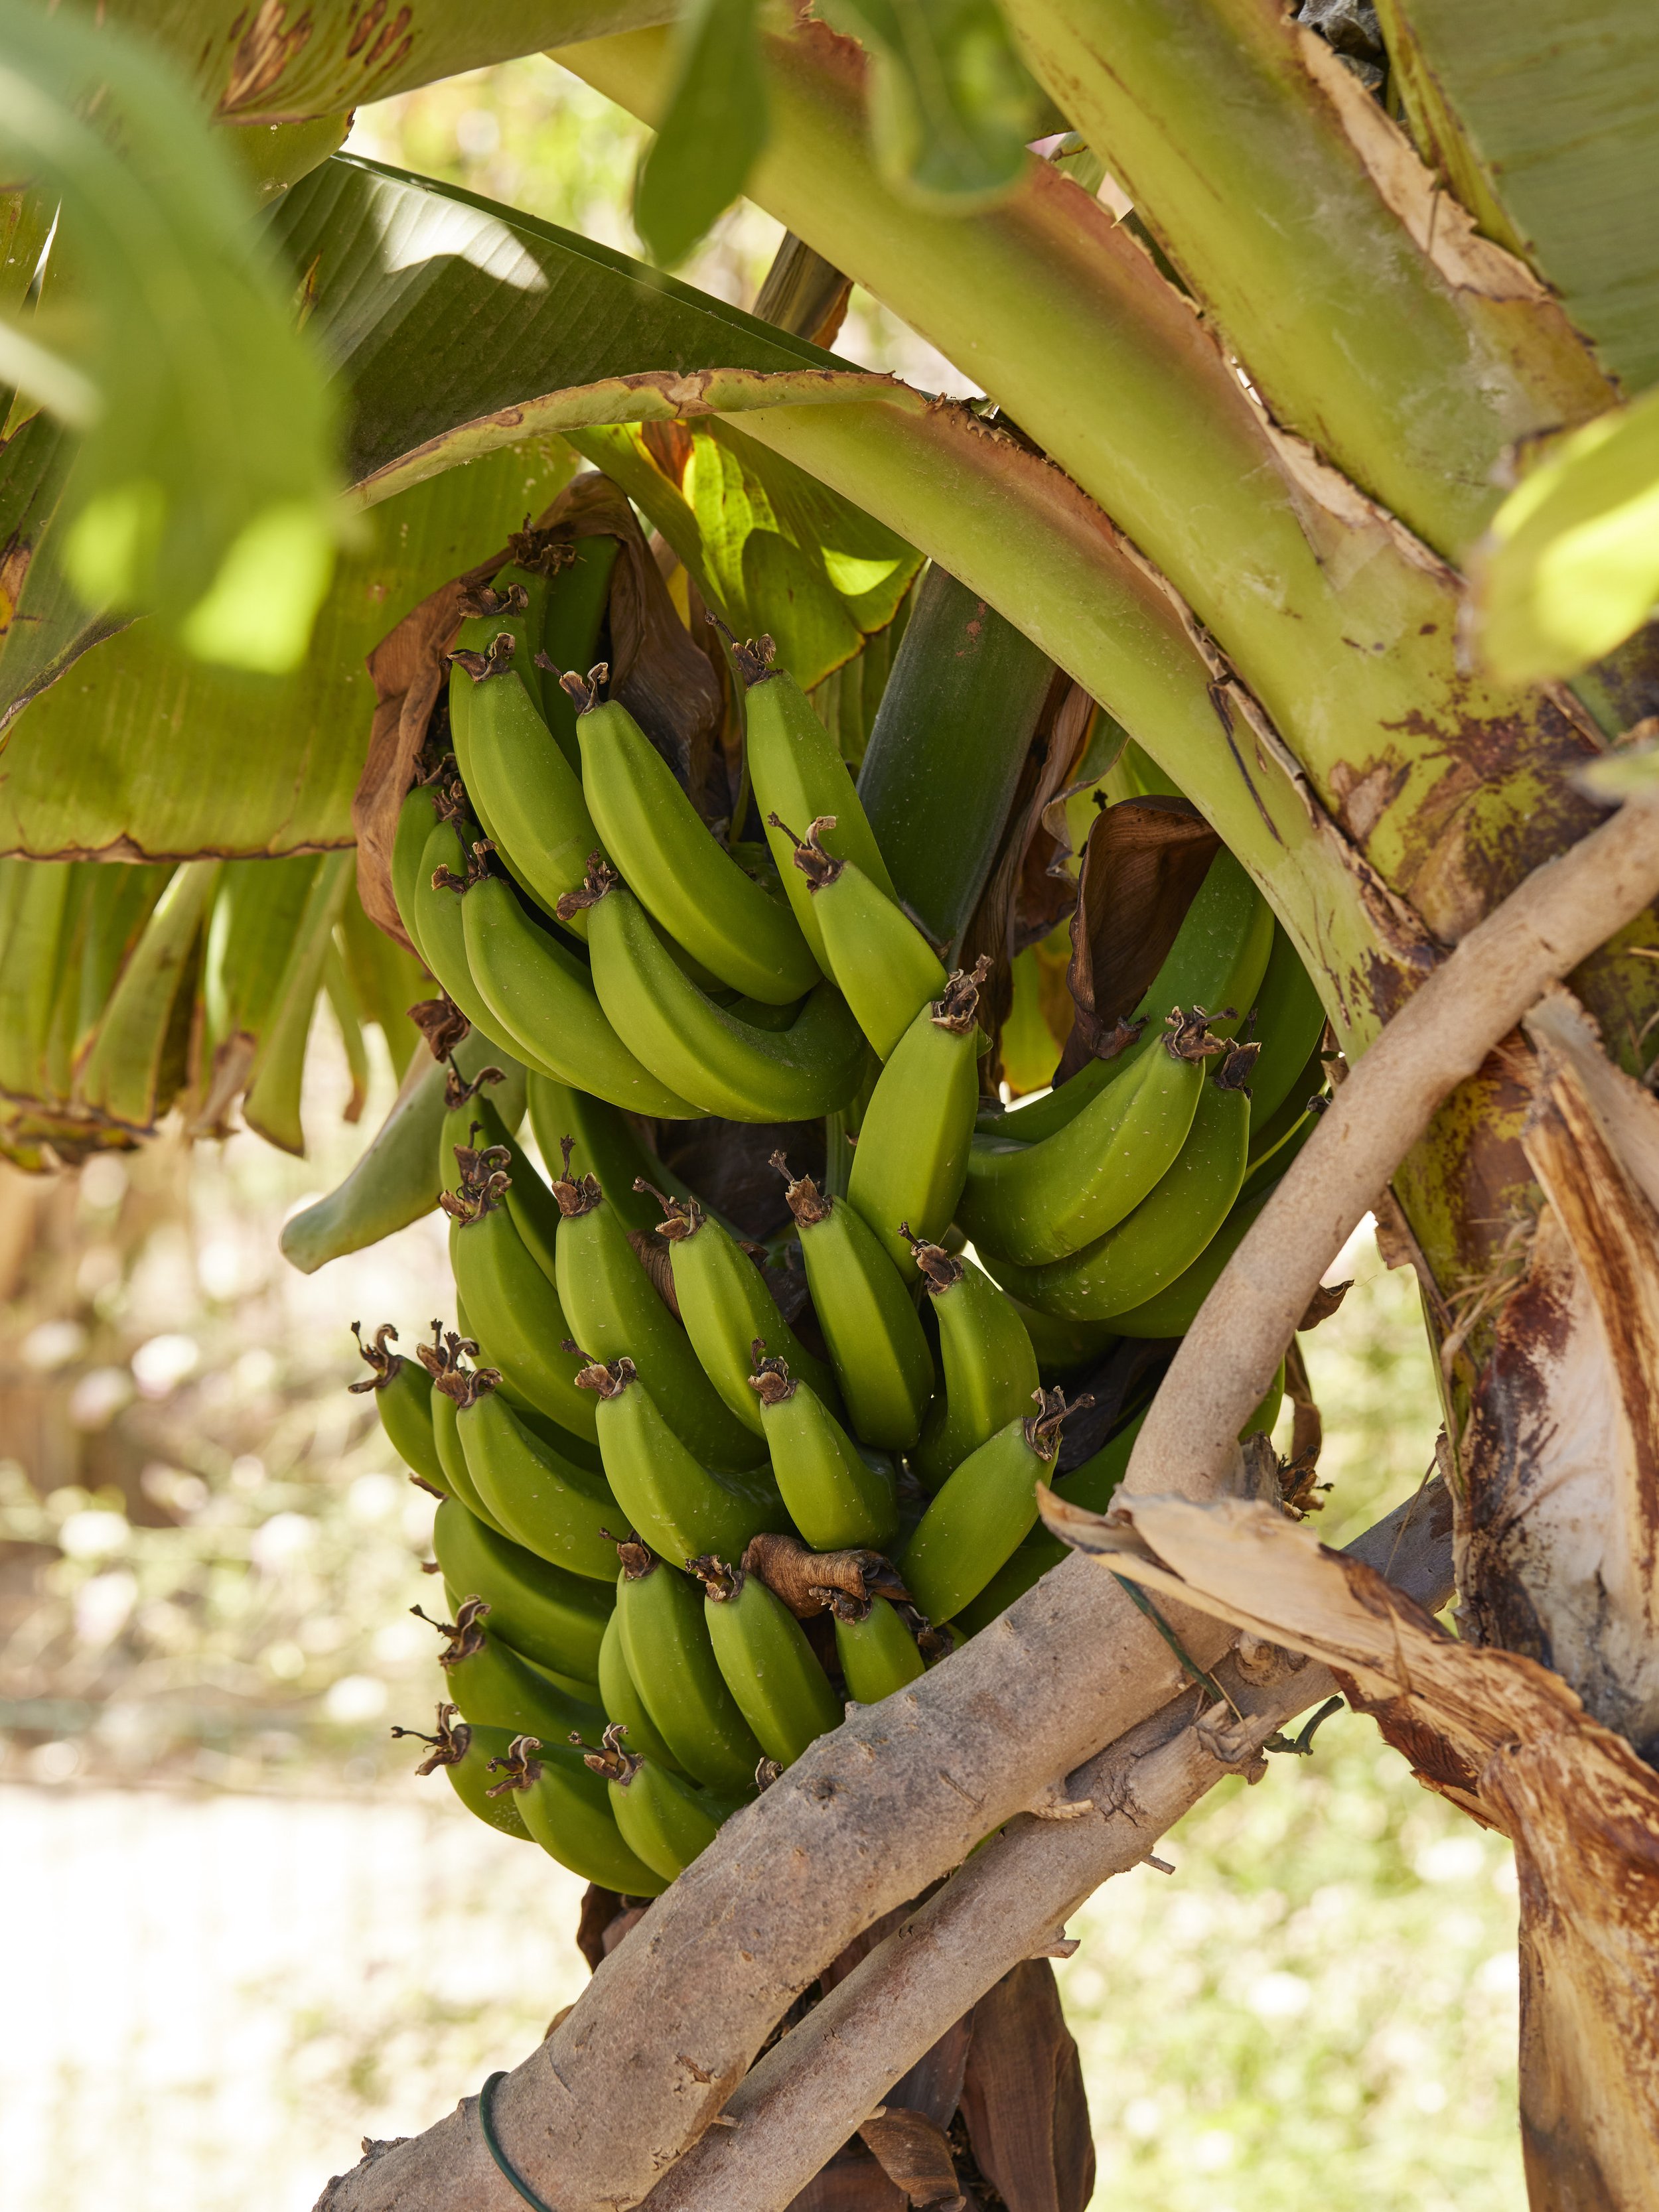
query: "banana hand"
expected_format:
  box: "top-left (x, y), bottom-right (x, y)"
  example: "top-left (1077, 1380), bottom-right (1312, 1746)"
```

top-left (614, 1540), bottom-right (765, 1797)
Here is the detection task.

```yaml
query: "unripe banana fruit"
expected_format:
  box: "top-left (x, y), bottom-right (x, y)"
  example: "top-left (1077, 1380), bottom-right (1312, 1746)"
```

top-left (484, 1726), bottom-right (668, 1894)
top-left (774, 1152), bottom-right (934, 1451)
top-left (582, 1722), bottom-right (738, 1882)
top-left (575, 1353), bottom-right (786, 1565)
top-left (748, 1346), bottom-right (899, 1551)
top-left (414, 1594), bottom-right (605, 1743)
top-left (833, 1591), bottom-right (927, 1703)
top-left (394, 1702), bottom-right (532, 1842)
top-left (614, 1539), bottom-right (765, 1795)
top-left (692, 1553), bottom-right (842, 1767)
top-left (772, 814), bottom-right (946, 1060)
top-left (906, 1240), bottom-right (1040, 1493)
top-left (899, 1387), bottom-right (1087, 1624)
top-left (348, 1321), bottom-right (443, 1486)
top-left (431, 1495), bottom-right (612, 1685)
top-left (845, 957), bottom-right (989, 1271)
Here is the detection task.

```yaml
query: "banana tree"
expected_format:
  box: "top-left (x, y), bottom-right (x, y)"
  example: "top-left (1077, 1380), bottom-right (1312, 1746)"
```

top-left (5, 0), bottom-right (1659, 2202)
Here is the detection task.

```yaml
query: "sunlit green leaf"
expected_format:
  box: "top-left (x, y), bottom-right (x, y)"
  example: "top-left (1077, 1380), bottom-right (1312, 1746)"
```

top-left (0, 0), bottom-right (340, 667)
top-left (819, 0), bottom-right (1047, 208)
top-left (1475, 390), bottom-right (1659, 684)
top-left (633, 0), bottom-right (768, 266)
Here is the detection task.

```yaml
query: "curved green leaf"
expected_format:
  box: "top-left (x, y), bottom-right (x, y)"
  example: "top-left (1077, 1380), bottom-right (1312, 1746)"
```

top-left (634, 0), bottom-right (768, 266)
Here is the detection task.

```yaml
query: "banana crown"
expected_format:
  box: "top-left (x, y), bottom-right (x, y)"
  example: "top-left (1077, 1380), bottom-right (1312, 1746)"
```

top-left (446, 629), bottom-right (516, 685)
top-left (687, 1553), bottom-right (742, 1602)
top-left (554, 852), bottom-right (620, 926)
top-left (1025, 1385), bottom-right (1093, 1461)
top-left (583, 1718), bottom-right (644, 1785)
top-left (747, 1343), bottom-right (796, 1406)
top-left (441, 1128), bottom-right (511, 1225)
top-left (635, 1178), bottom-right (702, 1242)
top-left (567, 1346), bottom-right (636, 1400)
top-left (551, 1135), bottom-right (604, 1219)
top-left (930, 953), bottom-right (992, 1036)
top-left (348, 1318), bottom-right (403, 1392)
top-left (412, 1593), bottom-right (492, 1667)
top-left (770, 1149), bottom-right (832, 1227)
top-left (901, 1229), bottom-right (963, 1299)
top-left (390, 1700), bottom-right (470, 1775)
top-left (415, 1320), bottom-right (502, 1407)
top-left (767, 811), bottom-right (844, 894)
top-left (484, 1732), bottom-right (547, 1799)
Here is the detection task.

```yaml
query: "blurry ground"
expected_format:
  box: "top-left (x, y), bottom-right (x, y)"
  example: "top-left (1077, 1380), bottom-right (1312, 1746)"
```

top-left (0, 1026), bottom-right (1522, 2209)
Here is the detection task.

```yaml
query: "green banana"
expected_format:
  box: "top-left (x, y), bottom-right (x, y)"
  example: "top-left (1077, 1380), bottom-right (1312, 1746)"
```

top-left (646, 1184), bottom-right (840, 1432)
top-left (441, 1078), bottom-right (563, 1281)
top-left (459, 864), bottom-right (700, 1117)
top-left (959, 1008), bottom-right (1229, 1267)
top-left (833, 1593), bottom-right (927, 1704)
top-left (565, 666), bottom-right (818, 1004)
top-left (451, 571), bottom-right (553, 722)
top-left (978, 847), bottom-right (1272, 1145)
top-left (906, 1240), bottom-right (1041, 1493)
top-left (431, 1494), bottom-right (612, 1685)
top-left (444, 1154), bottom-right (597, 1438)
top-left (487, 1727), bottom-right (668, 1894)
top-left (414, 1594), bottom-right (606, 1742)
top-left (1244, 922), bottom-right (1328, 1136)
top-left (551, 1152), bottom-right (765, 1470)
top-left (845, 957), bottom-right (990, 1271)
top-left (424, 1344), bottom-right (512, 1533)
top-left (412, 813), bottom-right (538, 1062)
top-left (348, 1321), bottom-right (443, 1487)
top-left (1003, 1296), bottom-right (1119, 1379)
top-left (529, 1073), bottom-right (668, 1236)
top-left (614, 1540), bottom-right (766, 1795)
top-left (771, 815), bottom-right (946, 1060)
top-left (450, 646), bottom-right (602, 925)
top-left (242, 853), bottom-right (354, 1157)
top-left (281, 1030), bottom-right (521, 1275)
top-left (76, 860), bottom-right (222, 1130)
top-left (1108, 1177), bottom-right (1275, 1339)
top-left (583, 1723), bottom-right (733, 1882)
top-left (774, 1153), bottom-right (934, 1450)
top-left (691, 1554), bottom-right (842, 1767)
top-left (456, 1374), bottom-right (620, 1581)
top-left (736, 633), bottom-right (899, 975)
top-left (540, 538), bottom-right (621, 770)
top-left (981, 1050), bottom-right (1256, 1321)
top-left (390, 766), bottom-right (455, 961)
top-left (597, 1607), bottom-right (687, 1774)
top-left (394, 1703), bottom-right (533, 1842)
top-left (748, 1348), bottom-right (899, 1550)
top-left (950, 1410), bottom-right (1147, 1635)
top-left (565, 861), bottom-right (868, 1123)
top-left (575, 1354), bottom-right (786, 1564)
top-left (899, 1387), bottom-right (1085, 1625)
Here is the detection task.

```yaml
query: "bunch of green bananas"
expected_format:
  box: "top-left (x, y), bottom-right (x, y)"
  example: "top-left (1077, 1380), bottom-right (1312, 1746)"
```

top-left (361, 557), bottom-right (1328, 1895)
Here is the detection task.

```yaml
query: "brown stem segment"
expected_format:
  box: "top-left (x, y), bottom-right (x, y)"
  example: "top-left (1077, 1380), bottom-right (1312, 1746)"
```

top-left (570, 1348), bottom-right (635, 1399)
top-left (772, 1151), bottom-right (833, 1227)
top-left (348, 1320), bottom-right (401, 1393)
top-left (552, 1136), bottom-right (605, 1219)
top-left (742, 1529), bottom-right (910, 1620)
top-left (1025, 1386), bottom-right (1092, 1461)
top-left (455, 580), bottom-right (529, 620)
top-left (390, 1701), bottom-right (470, 1775)
top-left (930, 955), bottom-right (993, 1036)
top-left (900, 1228), bottom-right (963, 1298)
top-left (556, 663), bottom-right (610, 718)
top-left (636, 1178), bottom-right (703, 1241)
top-left (413, 1594), bottom-right (491, 1666)
top-left (748, 1343), bottom-right (796, 1406)
top-left (555, 853), bottom-right (620, 923)
top-left (767, 814), bottom-right (844, 893)
top-left (408, 993), bottom-right (470, 1060)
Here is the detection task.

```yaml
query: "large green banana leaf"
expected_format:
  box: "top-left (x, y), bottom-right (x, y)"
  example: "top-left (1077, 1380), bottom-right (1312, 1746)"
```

top-left (1, 155), bottom-right (918, 855)
top-left (0, 435), bottom-right (575, 857)
top-left (1381, 0), bottom-right (1659, 393)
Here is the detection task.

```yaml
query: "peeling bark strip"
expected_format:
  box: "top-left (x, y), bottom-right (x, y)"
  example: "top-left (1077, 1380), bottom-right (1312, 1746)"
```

top-left (1126, 788), bottom-right (1659, 1509)
top-left (644, 1483), bottom-right (1453, 2212)
top-left (1051, 1486), bottom-right (1659, 2212)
